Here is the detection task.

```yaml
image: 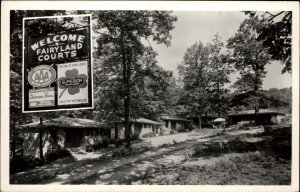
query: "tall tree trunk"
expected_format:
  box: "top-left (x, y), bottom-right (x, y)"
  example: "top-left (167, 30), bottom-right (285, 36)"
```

top-left (124, 92), bottom-right (131, 149)
top-left (198, 115), bottom-right (202, 129)
top-left (124, 54), bottom-right (132, 149)
top-left (204, 112), bottom-right (208, 127)
top-left (39, 117), bottom-right (44, 161)
top-left (120, 28), bottom-right (131, 149)
top-left (255, 106), bottom-right (260, 125)
top-left (217, 66), bottom-right (220, 117)
top-left (253, 79), bottom-right (260, 125)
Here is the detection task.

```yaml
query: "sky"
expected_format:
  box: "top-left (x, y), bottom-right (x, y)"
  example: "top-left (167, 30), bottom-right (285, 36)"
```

top-left (149, 11), bottom-right (292, 90)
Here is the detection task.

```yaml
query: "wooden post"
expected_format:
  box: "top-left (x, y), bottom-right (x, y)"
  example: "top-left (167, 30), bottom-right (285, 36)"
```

top-left (12, 112), bottom-right (16, 160)
top-left (39, 117), bottom-right (44, 161)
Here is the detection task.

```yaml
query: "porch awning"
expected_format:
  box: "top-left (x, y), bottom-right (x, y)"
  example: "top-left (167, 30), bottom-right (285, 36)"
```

top-left (213, 118), bottom-right (226, 122)
top-left (19, 116), bottom-right (107, 130)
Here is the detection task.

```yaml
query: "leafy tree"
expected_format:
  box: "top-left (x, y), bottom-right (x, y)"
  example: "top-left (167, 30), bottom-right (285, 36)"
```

top-left (163, 77), bottom-right (186, 117)
top-left (93, 47), bottom-right (174, 124)
top-left (130, 47), bottom-right (174, 120)
top-left (178, 42), bottom-right (211, 129)
top-left (206, 34), bottom-right (232, 117)
top-left (227, 16), bottom-right (272, 124)
top-left (91, 11), bottom-right (177, 148)
top-left (178, 33), bottom-right (233, 128)
top-left (244, 11), bottom-right (292, 73)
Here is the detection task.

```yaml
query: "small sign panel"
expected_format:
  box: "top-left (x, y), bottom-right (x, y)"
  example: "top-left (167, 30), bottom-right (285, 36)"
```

top-left (22, 14), bottom-right (93, 113)
top-left (57, 61), bottom-right (89, 106)
top-left (29, 87), bottom-right (55, 108)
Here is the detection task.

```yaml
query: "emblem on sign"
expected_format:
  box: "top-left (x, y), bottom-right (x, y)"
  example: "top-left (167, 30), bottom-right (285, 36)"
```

top-left (58, 68), bottom-right (87, 98)
top-left (28, 65), bottom-right (56, 88)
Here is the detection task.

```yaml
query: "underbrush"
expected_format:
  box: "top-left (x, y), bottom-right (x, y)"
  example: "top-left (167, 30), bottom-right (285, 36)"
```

top-left (192, 132), bottom-right (291, 160)
top-left (10, 148), bottom-right (71, 175)
top-left (10, 156), bottom-right (43, 175)
top-left (179, 152), bottom-right (290, 185)
top-left (136, 151), bottom-right (291, 185)
top-left (44, 148), bottom-right (72, 163)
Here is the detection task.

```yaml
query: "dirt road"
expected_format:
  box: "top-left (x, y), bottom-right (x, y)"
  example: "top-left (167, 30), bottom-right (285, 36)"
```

top-left (11, 128), bottom-right (264, 184)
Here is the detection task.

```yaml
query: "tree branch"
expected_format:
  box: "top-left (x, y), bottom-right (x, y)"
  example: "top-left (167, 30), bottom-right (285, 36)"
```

top-left (266, 11), bottom-right (285, 22)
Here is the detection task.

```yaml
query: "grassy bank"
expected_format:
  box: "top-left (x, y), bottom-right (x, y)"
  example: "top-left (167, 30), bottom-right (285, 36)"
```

top-left (132, 151), bottom-right (290, 185)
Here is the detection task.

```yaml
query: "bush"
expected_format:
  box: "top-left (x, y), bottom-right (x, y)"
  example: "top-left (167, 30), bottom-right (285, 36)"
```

top-left (10, 155), bottom-right (43, 174)
top-left (130, 134), bottom-right (140, 141)
top-left (111, 148), bottom-right (132, 157)
top-left (170, 130), bottom-right (177, 134)
top-left (142, 132), bottom-right (156, 138)
top-left (159, 131), bottom-right (165, 136)
top-left (44, 148), bottom-right (71, 163)
top-left (85, 137), bottom-right (111, 152)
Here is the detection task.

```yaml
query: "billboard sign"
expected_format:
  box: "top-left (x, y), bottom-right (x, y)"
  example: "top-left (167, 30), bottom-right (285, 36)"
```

top-left (28, 29), bottom-right (89, 65)
top-left (23, 14), bottom-right (93, 112)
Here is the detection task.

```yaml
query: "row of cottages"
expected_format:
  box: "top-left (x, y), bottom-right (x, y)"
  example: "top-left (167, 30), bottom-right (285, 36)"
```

top-left (160, 116), bottom-right (192, 133)
top-left (20, 116), bottom-right (111, 158)
top-left (112, 118), bottom-right (163, 140)
top-left (228, 109), bottom-right (287, 125)
top-left (20, 116), bottom-right (165, 158)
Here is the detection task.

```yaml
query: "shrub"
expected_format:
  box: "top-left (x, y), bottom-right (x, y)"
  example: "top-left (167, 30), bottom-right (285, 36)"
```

top-left (10, 155), bottom-right (43, 174)
top-left (111, 148), bottom-right (132, 157)
top-left (85, 137), bottom-right (111, 152)
top-left (142, 132), bottom-right (156, 138)
top-left (44, 148), bottom-right (71, 163)
top-left (130, 134), bottom-right (140, 141)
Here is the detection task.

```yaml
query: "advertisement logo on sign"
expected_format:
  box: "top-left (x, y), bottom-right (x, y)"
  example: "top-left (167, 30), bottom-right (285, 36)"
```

top-left (58, 68), bottom-right (87, 98)
top-left (28, 65), bottom-right (56, 87)
top-left (57, 61), bottom-right (89, 106)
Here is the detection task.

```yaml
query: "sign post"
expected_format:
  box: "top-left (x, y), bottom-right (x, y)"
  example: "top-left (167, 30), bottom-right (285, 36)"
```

top-left (22, 15), bottom-right (93, 113)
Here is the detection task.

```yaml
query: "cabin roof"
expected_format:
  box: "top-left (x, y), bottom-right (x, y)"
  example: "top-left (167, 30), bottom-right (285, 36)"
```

top-left (228, 109), bottom-right (286, 116)
top-left (19, 116), bottom-right (107, 129)
top-left (161, 116), bottom-right (191, 122)
top-left (130, 118), bottom-right (163, 125)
